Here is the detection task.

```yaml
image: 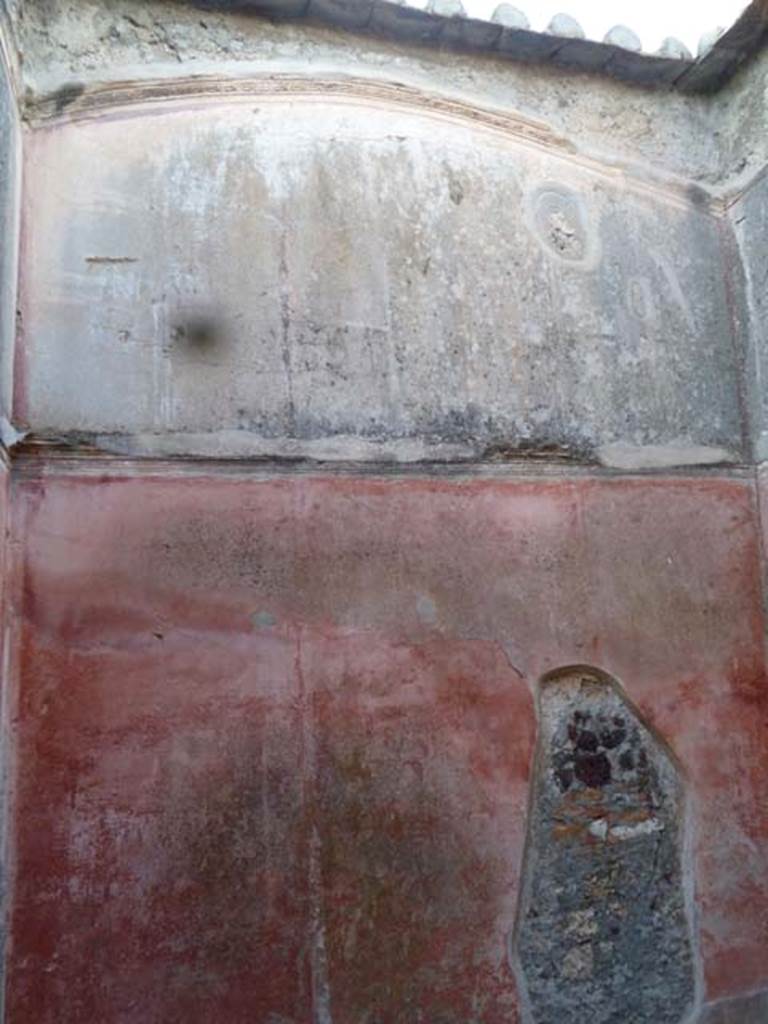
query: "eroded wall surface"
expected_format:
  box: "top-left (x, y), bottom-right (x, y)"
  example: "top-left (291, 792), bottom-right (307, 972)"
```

top-left (0, 15), bottom-right (19, 420)
top-left (2, 3), bottom-right (768, 1022)
top-left (18, 97), bottom-right (743, 467)
top-left (0, 13), bottom-right (18, 1018)
top-left (731, 167), bottom-right (768, 463)
top-left (17, 0), bottom-right (720, 184)
top-left (7, 470), bottom-right (768, 1022)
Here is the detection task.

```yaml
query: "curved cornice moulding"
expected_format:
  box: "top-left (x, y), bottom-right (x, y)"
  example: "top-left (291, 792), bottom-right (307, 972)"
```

top-left (26, 72), bottom-right (723, 214)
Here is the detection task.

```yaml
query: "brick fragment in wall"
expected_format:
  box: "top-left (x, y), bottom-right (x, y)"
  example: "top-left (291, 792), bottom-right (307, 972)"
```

top-left (515, 668), bottom-right (695, 1024)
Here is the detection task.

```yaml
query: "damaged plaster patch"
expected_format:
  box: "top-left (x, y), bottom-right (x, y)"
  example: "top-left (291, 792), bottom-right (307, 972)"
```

top-left (0, 416), bottom-right (26, 449)
top-left (529, 184), bottom-right (596, 266)
top-left (515, 667), bottom-right (695, 1024)
top-left (84, 255), bottom-right (138, 264)
top-left (597, 442), bottom-right (737, 469)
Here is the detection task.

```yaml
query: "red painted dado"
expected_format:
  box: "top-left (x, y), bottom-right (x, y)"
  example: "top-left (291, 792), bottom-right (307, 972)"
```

top-left (6, 471), bottom-right (768, 1021)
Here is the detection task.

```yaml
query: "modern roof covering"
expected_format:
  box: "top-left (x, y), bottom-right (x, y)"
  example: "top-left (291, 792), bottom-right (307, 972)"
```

top-left (459, 0), bottom-right (744, 57)
top-left (196, 0), bottom-right (768, 92)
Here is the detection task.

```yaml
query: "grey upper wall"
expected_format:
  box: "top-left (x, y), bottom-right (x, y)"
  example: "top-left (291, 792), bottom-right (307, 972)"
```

top-left (6, 0), bottom-right (767, 466)
top-left (14, 0), bottom-right (768, 96)
top-left (715, 40), bottom-right (768, 193)
top-left (731, 171), bottom-right (768, 464)
top-left (723, 44), bottom-right (768, 464)
top-left (196, 0), bottom-right (768, 95)
top-left (18, 86), bottom-right (744, 467)
top-left (0, 7), bottom-right (20, 422)
top-left (14, 0), bottom-right (721, 183)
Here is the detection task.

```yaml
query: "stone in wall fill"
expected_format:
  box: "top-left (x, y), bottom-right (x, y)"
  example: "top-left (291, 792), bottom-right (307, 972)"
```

top-left (516, 668), bottom-right (695, 1024)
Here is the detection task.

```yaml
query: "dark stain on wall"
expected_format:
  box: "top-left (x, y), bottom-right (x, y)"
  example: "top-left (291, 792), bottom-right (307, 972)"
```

top-left (49, 81), bottom-right (85, 115)
top-left (515, 667), bottom-right (695, 1024)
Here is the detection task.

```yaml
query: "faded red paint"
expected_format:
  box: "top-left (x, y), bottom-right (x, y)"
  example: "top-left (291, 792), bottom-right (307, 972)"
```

top-left (0, 460), bottom-right (7, 717)
top-left (6, 471), bottom-right (768, 1021)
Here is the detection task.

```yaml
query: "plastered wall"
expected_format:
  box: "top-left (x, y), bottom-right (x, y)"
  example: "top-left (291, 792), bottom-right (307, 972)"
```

top-left (0, 3), bottom-right (767, 1023)
top-left (7, 470), bottom-right (768, 1022)
top-left (0, 16), bottom-right (19, 422)
top-left (19, 98), bottom-right (742, 467)
top-left (731, 170), bottom-right (768, 462)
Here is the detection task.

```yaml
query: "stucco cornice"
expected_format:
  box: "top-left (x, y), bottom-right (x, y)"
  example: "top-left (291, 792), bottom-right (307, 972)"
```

top-left (24, 72), bottom-right (723, 214)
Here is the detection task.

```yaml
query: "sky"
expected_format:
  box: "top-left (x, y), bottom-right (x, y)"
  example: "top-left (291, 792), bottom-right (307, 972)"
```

top-left (410, 0), bottom-right (749, 54)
